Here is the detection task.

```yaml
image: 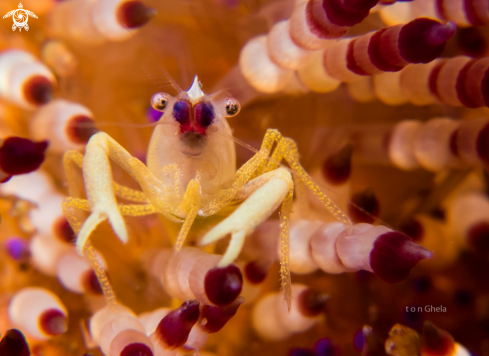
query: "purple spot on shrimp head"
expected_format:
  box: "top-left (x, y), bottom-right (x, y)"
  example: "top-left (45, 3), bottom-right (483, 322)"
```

top-left (194, 101), bottom-right (215, 128)
top-left (370, 231), bottom-right (432, 283)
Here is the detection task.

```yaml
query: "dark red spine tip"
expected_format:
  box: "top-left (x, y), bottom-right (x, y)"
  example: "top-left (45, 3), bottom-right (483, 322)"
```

top-left (348, 188), bottom-right (380, 224)
top-left (362, 326), bottom-right (388, 356)
top-left (0, 329), bottom-right (30, 356)
top-left (476, 123), bottom-right (489, 164)
top-left (65, 115), bottom-right (99, 145)
top-left (467, 222), bottom-right (489, 253)
top-left (120, 343), bottom-right (153, 356)
top-left (204, 264), bottom-right (243, 306)
top-left (323, 0), bottom-right (379, 27)
top-left (39, 309), bottom-right (68, 336)
top-left (23, 75), bottom-right (54, 105)
top-left (117, 1), bottom-right (156, 29)
top-left (370, 231), bottom-right (432, 283)
top-left (399, 219), bottom-right (424, 242)
top-left (155, 300), bottom-right (200, 349)
top-left (298, 289), bottom-right (329, 317)
top-left (199, 296), bottom-right (244, 333)
top-left (244, 260), bottom-right (271, 284)
top-left (54, 217), bottom-right (77, 244)
top-left (322, 144), bottom-right (352, 185)
top-left (0, 137), bottom-right (48, 175)
top-left (398, 19), bottom-right (455, 64)
top-left (82, 270), bottom-right (104, 295)
top-left (420, 321), bottom-right (455, 356)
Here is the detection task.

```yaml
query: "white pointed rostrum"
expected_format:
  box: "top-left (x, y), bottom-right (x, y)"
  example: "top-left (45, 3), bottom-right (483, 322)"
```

top-left (187, 75), bottom-right (205, 104)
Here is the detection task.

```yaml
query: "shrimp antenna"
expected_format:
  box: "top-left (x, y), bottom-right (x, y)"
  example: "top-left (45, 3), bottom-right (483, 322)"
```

top-left (217, 130), bottom-right (259, 154)
top-left (123, 23), bottom-right (182, 95)
top-left (70, 119), bottom-right (172, 130)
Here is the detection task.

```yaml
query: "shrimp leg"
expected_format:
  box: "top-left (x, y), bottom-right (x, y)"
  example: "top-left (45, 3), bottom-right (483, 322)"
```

top-left (65, 132), bottom-right (183, 255)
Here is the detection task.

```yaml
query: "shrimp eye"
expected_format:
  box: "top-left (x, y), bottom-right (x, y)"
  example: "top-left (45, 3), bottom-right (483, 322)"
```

top-left (225, 98), bottom-right (240, 117)
top-left (195, 102), bottom-right (215, 128)
top-left (172, 100), bottom-right (190, 125)
top-left (151, 92), bottom-right (170, 112)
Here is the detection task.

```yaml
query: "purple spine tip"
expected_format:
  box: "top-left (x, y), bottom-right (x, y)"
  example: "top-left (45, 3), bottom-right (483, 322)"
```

top-left (120, 343), bottom-right (153, 356)
top-left (362, 326), bottom-right (387, 356)
top-left (370, 231), bottom-right (432, 283)
top-left (0, 329), bottom-right (30, 356)
top-left (0, 137), bottom-right (48, 175)
top-left (4, 237), bottom-right (30, 262)
top-left (426, 21), bottom-right (457, 47)
top-left (200, 296), bottom-right (244, 333)
top-left (155, 300), bottom-right (200, 349)
top-left (204, 264), bottom-right (243, 306)
top-left (314, 338), bottom-right (342, 356)
top-left (399, 18), bottom-right (455, 63)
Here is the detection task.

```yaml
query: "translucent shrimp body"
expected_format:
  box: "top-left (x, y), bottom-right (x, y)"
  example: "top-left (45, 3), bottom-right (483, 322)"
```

top-left (147, 78), bottom-right (236, 207)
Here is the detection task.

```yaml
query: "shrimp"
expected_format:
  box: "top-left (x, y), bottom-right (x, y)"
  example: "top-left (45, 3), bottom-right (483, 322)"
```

top-left (62, 76), bottom-right (352, 308)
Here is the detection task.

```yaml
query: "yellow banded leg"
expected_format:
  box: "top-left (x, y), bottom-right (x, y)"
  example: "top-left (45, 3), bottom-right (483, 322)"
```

top-left (199, 128), bottom-right (288, 217)
top-left (62, 198), bottom-right (119, 311)
top-left (63, 150), bottom-right (150, 204)
top-left (279, 188), bottom-right (294, 310)
top-left (259, 129), bottom-right (353, 230)
top-left (76, 132), bottom-right (184, 255)
top-left (200, 167), bottom-right (293, 265)
top-left (174, 179), bottom-right (200, 252)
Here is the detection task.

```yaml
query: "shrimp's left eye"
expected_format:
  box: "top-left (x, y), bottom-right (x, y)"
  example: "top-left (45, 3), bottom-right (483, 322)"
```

top-left (225, 98), bottom-right (240, 117)
top-left (195, 102), bottom-right (215, 128)
top-left (151, 92), bottom-right (171, 112)
top-left (172, 100), bottom-right (190, 125)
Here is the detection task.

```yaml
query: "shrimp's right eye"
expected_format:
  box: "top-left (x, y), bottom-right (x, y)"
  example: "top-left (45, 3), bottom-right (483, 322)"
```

top-left (172, 100), bottom-right (190, 125)
top-left (151, 92), bottom-right (171, 112)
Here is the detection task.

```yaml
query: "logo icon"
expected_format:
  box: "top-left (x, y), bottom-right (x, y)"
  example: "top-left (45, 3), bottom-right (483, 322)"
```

top-left (3, 3), bottom-right (38, 32)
